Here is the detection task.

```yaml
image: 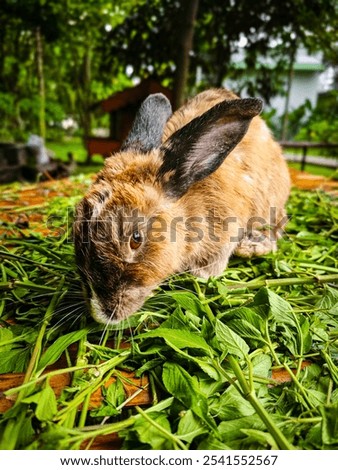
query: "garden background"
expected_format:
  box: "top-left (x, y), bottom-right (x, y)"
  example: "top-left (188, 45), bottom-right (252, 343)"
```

top-left (0, 0), bottom-right (337, 451)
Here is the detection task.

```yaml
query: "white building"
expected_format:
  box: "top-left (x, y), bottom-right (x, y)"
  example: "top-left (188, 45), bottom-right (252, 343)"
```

top-left (223, 46), bottom-right (326, 116)
top-left (269, 48), bottom-right (325, 115)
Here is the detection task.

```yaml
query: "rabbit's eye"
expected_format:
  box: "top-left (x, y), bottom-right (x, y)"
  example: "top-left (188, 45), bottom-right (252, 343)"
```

top-left (130, 230), bottom-right (143, 250)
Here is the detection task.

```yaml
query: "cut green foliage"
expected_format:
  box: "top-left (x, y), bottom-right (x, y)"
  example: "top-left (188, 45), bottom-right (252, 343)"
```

top-left (0, 185), bottom-right (337, 450)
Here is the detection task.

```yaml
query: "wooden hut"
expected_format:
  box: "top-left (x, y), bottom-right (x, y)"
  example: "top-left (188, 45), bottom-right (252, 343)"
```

top-left (86, 78), bottom-right (173, 159)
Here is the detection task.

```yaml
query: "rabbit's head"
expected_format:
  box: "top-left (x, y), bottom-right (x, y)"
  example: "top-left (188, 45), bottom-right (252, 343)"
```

top-left (74, 92), bottom-right (262, 324)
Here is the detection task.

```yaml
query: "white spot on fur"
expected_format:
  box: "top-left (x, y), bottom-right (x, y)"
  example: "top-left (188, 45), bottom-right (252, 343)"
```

top-left (233, 152), bottom-right (243, 163)
top-left (260, 121), bottom-right (271, 142)
top-left (243, 174), bottom-right (253, 184)
top-left (89, 186), bottom-right (112, 219)
top-left (91, 200), bottom-right (105, 219)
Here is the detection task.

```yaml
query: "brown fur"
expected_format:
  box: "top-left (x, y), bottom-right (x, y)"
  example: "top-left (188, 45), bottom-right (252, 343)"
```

top-left (74, 88), bottom-right (290, 324)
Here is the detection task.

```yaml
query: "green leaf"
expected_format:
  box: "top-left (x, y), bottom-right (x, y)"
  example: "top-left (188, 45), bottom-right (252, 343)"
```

top-left (242, 428), bottom-right (278, 449)
top-left (216, 281), bottom-right (228, 298)
top-left (135, 358), bottom-right (163, 376)
top-left (37, 328), bottom-right (89, 370)
top-left (231, 307), bottom-right (265, 331)
top-left (211, 387), bottom-right (255, 420)
top-left (166, 292), bottom-right (204, 316)
top-left (279, 326), bottom-right (299, 356)
top-left (316, 286), bottom-right (338, 314)
top-left (90, 405), bottom-right (119, 418)
top-left (159, 307), bottom-right (190, 330)
top-left (145, 398), bottom-right (174, 414)
top-left (137, 328), bottom-right (213, 356)
top-left (218, 415), bottom-right (266, 441)
top-left (0, 326), bottom-right (38, 353)
top-left (198, 435), bottom-right (232, 450)
top-left (17, 416), bottom-right (35, 448)
top-left (0, 348), bottom-right (30, 373)
top-left (296, 231), bottom-right (321, 240)
top-left (252, 354), bottom-right (272, 378)
top-left (191, 357), bottom-right (221, 381)
top-left (307, 389), bottom-right (327, 408)
top-left (22, 383), bottom-right (58, 422)
top-left (105, 378), bottom-right (125, 409)
top-left (133, 412), bottom-right (174, 450)
top-left (300, 317), bottom-right (312, 354)
top-left (36, 384), bottom-right (58, 421)
top-left (227, 318), bottom-right (265, 344)
top-left (322, 351), bottom-right (338, 385)
top-left (177, 410), bottom-right (207, 443)
top-left (320, 403), bottom-right (338, 445)
top-left (0, 328), bottom-right (14, 352)
top-left (162, 362), bottom-right (216, 431)
top-left (254, 288), bottom-right (295, 326)
top-left (214, 319), bottom-right (249, 359)
top-left (0, 407), bottom-right (33, 450)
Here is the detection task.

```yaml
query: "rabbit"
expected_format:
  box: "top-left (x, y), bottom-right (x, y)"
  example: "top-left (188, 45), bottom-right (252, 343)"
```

top-left (74, 88), bottom-right (291, 324)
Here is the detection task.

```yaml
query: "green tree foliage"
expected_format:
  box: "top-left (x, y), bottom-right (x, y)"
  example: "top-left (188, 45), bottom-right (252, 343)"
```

top-left (0, 0), bottom-right (65, 139)
top-left (0, 0), bottom-right (337, 140)
top-left (0, 0), bottom-right (142, 140)
top-left (295, 91), bottom-right (338, 147)
top-left (103, 0), bottom-right (337, 103)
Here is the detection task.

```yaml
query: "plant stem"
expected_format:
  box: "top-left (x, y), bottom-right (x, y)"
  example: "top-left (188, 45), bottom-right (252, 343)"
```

top-left (0, 280), bottom-right (57, 292)
top-left (56, 352), bottom-right (131, 423)
top-left (243, 274), bottom-right (338, 290)
top-left (116, 383), bottom-right (149, 411)
top-left (17, 279), bottom-right (64, 402)
top-left (0, 280), bottom-right (63, 450)
top-left (0, 250), bottom-right (70, 271)
top-left (227, 355), bottom-right (294, 450)
top-left (264, 320), bottom-right (281, 365)
top-left (193, 278), bottom-right (215, 323)
top-left (78, 394), bottom-right (91, 429)
top-left (65, 318), bottom-right (88, 429)
top-left (5, 365), bottom-right (94, 397)
top-left (282, 362), bottom-right (313, 411)
top-left (66, 398), bottom-right (174, 446)
top-left (298, 263), bottom-right (338, 273)
top-left (68, 415), bottom-right (137, 445)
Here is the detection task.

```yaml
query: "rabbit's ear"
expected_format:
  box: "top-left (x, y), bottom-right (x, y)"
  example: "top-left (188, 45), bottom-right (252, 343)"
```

top-left (121, 93), bottom-right (172, 153)
top-left (157, 98), bottom-right (263, 198)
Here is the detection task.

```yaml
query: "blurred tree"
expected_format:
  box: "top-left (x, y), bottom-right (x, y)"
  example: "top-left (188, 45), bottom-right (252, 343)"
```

top-left (102, 0), bottom-right (337, 105)
top-left (0, 0), bottom-right (336, 141)
top-left (0, 0), bottom-right (144, 140)
top-left (172, 0), bottom-right (199, 109)
top-left (0, 0), bottom-right (64, 139)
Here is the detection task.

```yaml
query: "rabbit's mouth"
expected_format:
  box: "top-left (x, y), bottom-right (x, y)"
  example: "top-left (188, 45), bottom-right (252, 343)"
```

top-left (89, 285), bottom-right (153, 324)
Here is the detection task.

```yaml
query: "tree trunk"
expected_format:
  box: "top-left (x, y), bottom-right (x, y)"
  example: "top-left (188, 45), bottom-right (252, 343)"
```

top-left (172, 0), bottom-right (199, 110)
top-left (35, 27), bottom-right (46, 140)
top-left (82, 48), bottom-right (92, 163)
top-left (214, 42), bottom-right (230, 87)
top-left (280, 46), bottom-right (297, 141)
top-left (83, 50), bottom-right (92, 140)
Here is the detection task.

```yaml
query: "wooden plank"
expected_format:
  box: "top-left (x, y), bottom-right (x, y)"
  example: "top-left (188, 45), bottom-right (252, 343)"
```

top-left (85, 137), bottom-right (120, 158)
top-left (279, 141), bottom-right (338, 149)
top-left (279, 141), bottom-right (338, 171)
top-left (0, 370), bottom-right (150, 413)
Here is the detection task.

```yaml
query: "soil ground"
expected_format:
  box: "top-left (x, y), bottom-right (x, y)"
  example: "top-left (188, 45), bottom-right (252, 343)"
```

top-left (0, 167), bottom-right (337, 217)
top-left (0, 167), bottom-right (336, 449)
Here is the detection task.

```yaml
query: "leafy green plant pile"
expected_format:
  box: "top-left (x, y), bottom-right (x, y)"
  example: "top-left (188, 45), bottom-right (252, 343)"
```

top-left (0, 181), bottom-right (337, 450)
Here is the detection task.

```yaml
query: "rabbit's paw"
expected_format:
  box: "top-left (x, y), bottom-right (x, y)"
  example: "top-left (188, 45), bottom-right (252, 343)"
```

top-left (235, 230), bottom-right (277, 258)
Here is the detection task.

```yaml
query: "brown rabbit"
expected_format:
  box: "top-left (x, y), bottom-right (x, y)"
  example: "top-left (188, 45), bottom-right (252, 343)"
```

top-left (74, 89), bottom-right (290, 324)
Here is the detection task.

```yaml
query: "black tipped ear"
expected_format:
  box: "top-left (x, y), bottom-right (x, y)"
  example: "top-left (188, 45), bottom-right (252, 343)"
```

top-left (121, 93), bottom-right (172, 153)
top-left (157, 98), bottom-right (263, 198)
